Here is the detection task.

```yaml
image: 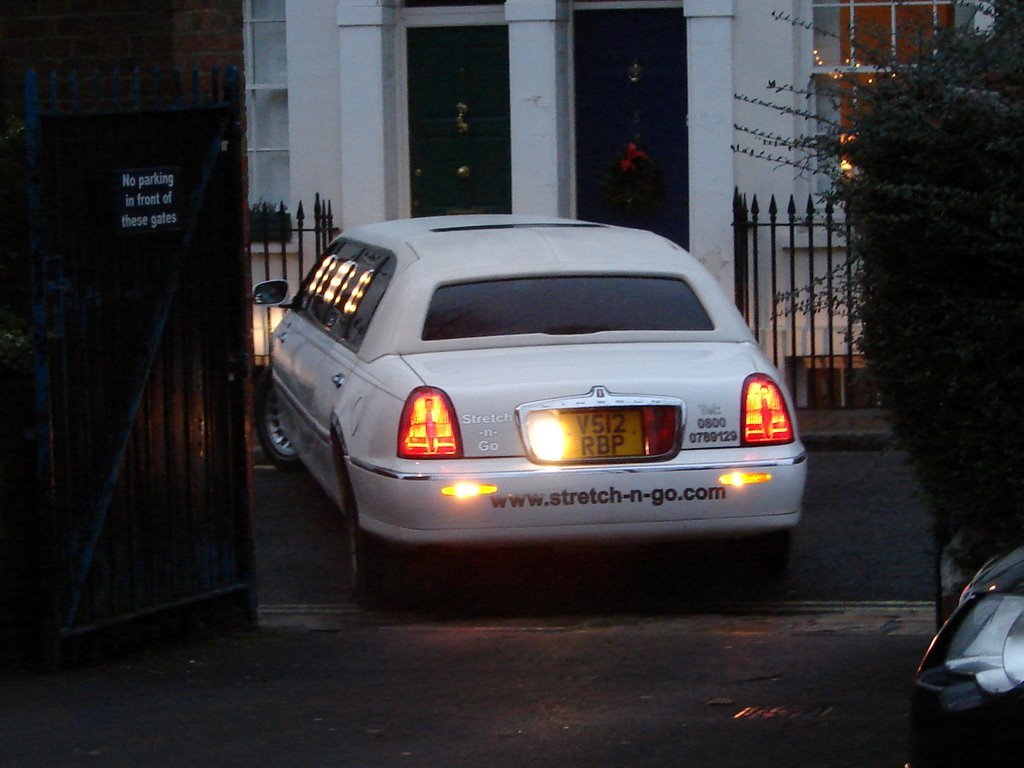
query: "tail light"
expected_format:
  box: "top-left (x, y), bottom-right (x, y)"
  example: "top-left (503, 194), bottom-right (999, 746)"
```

top-left (642, 406), bottom-right (679, 456)
top-left (398, 386), bottom-right (463, 458)
top-left (741, 374), bottom-right (795, 445)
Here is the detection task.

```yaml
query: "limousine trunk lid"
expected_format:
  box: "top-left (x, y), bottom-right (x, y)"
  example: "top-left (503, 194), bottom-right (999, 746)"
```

top-left (399, 341), bottom-right (778, 459)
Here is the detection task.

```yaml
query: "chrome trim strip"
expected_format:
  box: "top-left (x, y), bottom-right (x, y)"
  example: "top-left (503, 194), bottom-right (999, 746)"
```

top-left (349, 452), bottom-right (807, 481)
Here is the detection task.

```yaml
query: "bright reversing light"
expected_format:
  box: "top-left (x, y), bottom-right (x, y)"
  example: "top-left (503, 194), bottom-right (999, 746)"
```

top-left (441, 483), bottom-right (498, 499)
top-left (527, 415), bottom-right (566, 462)
top-left (718, 471), bottom-right (773, 487)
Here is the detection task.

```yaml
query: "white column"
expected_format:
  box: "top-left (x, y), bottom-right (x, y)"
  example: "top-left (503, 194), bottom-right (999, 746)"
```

top-left (506, 0), bottom-right (571, 216)
top-left (336, 0), bottom-right (399, 227)
top-left (286, 0), bottom-right (342, 210)
top-left (685, 0), bottom-right (736, 292)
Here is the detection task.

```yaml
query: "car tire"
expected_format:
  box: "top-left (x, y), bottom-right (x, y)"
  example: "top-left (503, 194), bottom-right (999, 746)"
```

top-left (333, 432), bottom-right (394, 608)
top-left (347, 514), bottom-right (381, 609)
top-left (255, 366), bottom-right (301, 469)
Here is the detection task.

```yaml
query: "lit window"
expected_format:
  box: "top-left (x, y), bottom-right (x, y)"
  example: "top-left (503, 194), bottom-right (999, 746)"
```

top-left (811, 1), bottom-right (972, 129)
top-left (812, 0), bottom-right (957, 69)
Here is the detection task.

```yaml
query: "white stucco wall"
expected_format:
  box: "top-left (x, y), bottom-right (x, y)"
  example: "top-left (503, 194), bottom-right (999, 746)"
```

top-left (276, 0), bottom-right (816, 290)
top-left (507, 0), bottom-right (571, 216)
top-left (336, 0), bottom-right (401, 227)
top-left (284, 0), bottom-right (343, 213)
top-left (683, 0), bottom-right (736, 292)
top-left (731, 0), bottom-right (815, 209)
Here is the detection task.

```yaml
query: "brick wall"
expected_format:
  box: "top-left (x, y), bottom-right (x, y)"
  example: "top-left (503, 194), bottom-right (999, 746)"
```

top-left (0, 1), bottom-right (244, 119)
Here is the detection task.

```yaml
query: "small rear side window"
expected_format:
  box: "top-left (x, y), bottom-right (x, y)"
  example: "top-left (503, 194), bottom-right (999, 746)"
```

top-left (422, 276), bottom-right (714, 341)
top-left (297, 240), bottom-right (395, 350)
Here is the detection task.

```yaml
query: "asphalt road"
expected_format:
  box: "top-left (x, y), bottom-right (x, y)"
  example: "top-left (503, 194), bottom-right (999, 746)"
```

top-left (253, 449), bottom-right (936, 614)
top-left (3, 609), bottom-right (930, 768)
top-left (1, 450), bottom-right (938, 768)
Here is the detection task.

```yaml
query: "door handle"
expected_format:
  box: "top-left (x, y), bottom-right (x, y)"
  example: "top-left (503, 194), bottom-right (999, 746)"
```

top-left (456, 102), bottom-right (469, 134)
top-left (332, 373), bottom-right (346, 389)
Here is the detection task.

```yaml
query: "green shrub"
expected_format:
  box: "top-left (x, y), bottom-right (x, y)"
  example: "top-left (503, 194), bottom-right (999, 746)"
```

top-left (833, 2), bottom-right (1024, 571)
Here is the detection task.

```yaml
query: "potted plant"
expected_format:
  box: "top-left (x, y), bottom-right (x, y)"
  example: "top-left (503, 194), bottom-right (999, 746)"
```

top-left (249, 200), bottom-right (293, 244)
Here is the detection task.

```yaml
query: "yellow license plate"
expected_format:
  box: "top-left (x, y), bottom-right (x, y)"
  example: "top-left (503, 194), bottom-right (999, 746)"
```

top-left (557, 408), bottom-right (644, 460)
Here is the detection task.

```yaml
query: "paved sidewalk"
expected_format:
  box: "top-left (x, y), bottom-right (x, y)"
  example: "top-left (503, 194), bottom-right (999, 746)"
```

top-left (797, 408), bottom-right (894, 451)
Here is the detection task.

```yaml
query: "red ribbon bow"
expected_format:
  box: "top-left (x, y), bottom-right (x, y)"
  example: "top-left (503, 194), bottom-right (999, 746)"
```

top-left (619, 143), bottom-right (648, 172)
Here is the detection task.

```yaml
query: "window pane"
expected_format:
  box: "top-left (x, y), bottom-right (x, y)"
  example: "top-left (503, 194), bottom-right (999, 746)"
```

top-left (895, 6), bottom-right (936, 62)
top-left (252, 0), bottom-right (285, 21)
top-left (813, 74), bottom-right (843, 128)
top-left (422, 277), bottom-right (714, 341)
top-left (252, 22), bottom-right (287, 84)
top-left (813, 6), bottom-right (842, 67)
top-left (853, 5), bottom-right (892, 63)
top-left (252, 90), bottom-right (289, 149)
top-left (296, 245), bottom-right (394, 350)
top-left (814, 1), bottom-right (958, 70)
top-left (253, 151), bottom-right (290, 205)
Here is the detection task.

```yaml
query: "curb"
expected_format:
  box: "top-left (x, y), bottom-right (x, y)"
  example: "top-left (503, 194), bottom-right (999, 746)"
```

top-left (801, 431), bottom-right (895, 452)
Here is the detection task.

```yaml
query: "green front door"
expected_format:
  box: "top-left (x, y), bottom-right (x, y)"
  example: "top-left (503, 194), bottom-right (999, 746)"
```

top-left (407, 26), bottom-right (511, 217)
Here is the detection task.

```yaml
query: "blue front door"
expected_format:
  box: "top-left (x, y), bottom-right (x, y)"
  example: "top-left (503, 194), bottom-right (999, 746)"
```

top-left (573, 8), bottom-right (688, 247)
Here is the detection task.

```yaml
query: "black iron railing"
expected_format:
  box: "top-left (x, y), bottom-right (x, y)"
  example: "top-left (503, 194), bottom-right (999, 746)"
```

top-left (733, 190), bottom-right (878, 409)
top-left (248, 196), bottom-right (335, 363)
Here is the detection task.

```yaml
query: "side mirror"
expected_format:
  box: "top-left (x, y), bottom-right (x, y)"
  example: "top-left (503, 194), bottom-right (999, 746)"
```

top-left (253, 279), bottom-right (291, 307)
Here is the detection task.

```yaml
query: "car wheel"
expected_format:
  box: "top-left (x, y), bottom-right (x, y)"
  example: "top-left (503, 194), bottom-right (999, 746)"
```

top-left (348, 519), bottom-right (390, 609)
top-left (752, 529), bottom-right (792, 578)
top-left (255, 366), bottom-right (301, 469)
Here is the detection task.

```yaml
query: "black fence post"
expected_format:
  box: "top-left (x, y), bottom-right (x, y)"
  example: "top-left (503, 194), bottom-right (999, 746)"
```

top-left (732, 188), bottom-right (749, 319)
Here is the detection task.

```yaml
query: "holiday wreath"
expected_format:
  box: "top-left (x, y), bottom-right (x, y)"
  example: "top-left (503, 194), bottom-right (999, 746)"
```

top-left (603, 142), bottom-right (664, 214)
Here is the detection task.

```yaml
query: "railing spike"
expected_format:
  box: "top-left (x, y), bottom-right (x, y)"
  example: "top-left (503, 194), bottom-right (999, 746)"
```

top-left (132, 66), bottom-right (142, 109)
top-left (223, 65), bottom-right (239, 104)
top-left (92, 68), bottom-right (102, 112)
top-left (70, 70), bottom-right (79, 111)
top-left (48, 70), bottom-right (58, 112)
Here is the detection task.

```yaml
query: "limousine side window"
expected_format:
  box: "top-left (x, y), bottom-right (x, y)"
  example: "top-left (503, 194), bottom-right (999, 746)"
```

top-left (296, 241), bottom-right (395, 351)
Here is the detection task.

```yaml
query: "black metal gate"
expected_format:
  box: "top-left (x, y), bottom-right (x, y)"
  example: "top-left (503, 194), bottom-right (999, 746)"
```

top-left (25, 67), bottom-right (255, 665)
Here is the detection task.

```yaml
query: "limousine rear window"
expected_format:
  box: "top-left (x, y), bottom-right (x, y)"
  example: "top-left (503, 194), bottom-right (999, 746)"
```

top-left (422, 275), bottom-right (714, 340)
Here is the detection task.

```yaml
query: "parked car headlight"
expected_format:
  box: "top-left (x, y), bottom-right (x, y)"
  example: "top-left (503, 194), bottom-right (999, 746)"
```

top-left (921, 593), bottom-right (1024, 712)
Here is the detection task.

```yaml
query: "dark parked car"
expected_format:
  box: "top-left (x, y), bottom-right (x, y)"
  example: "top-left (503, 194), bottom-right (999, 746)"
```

top-left (910, 545), bottom-right (1024, 766)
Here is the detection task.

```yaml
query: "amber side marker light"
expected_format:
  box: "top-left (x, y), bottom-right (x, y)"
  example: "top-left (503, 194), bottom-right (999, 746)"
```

top-left (441, 482), bottom-right (498, 499)
top-left (719, 471), bottom-right (773, 487)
